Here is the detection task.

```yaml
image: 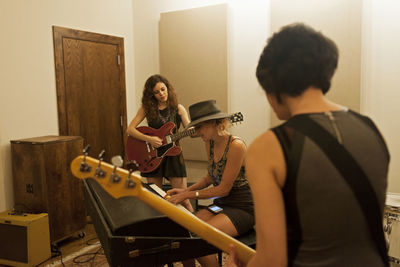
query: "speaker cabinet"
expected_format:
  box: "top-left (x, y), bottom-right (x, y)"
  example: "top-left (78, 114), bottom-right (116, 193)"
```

top-left (0, 210), bottom-right (51, 267)
top-left (10, 135), bottom-right (86, 243)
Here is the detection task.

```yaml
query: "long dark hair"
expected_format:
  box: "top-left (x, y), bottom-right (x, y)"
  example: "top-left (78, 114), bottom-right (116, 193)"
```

top-left (141, 74), bottom-right (179, 122)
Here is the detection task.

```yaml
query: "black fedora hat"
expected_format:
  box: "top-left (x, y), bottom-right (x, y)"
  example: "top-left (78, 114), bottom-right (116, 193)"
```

top-left (186, 100), bottom-right (231, 129)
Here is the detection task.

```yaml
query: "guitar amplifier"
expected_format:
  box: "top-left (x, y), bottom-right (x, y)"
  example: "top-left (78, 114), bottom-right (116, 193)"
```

top-left (0, 210), bottom-right (51, 267)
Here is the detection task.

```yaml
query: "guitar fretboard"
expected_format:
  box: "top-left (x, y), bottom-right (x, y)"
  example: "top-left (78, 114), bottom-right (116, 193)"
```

top-left (171, 127), bottom-right (196, 142)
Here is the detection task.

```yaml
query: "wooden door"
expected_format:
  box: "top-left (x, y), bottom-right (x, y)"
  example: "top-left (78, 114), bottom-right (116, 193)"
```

top-left (53, 26), bottom-right (127, 162)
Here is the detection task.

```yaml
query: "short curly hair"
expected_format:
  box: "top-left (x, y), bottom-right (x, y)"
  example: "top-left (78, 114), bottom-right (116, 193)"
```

top-left (256, 23), bottom-right (338, 102)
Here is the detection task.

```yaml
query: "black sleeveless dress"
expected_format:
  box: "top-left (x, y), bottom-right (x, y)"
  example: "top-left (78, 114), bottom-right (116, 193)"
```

top-left (141, 107), bottom-right (187, 179)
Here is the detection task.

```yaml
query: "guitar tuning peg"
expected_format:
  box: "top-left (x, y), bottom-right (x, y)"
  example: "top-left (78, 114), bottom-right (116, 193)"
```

top-left (126, 169), bottom-right (137, 188)
top-left (98, 149), bottom-right (106, 160)
top-left (110, 155), bottom-right (123, 183)
top-left (83, 145), bottom-right (91, 155)
top-left (80, 144), bottom-right (92, 172)
top-left (111, 155), bottom-right (124, 167)
top-left (94, 150), bottom-right (107, 178)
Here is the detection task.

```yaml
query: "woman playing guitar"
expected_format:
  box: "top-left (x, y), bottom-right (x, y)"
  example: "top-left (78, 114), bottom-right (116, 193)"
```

top-left (126, 74), bottom-right (194, 212)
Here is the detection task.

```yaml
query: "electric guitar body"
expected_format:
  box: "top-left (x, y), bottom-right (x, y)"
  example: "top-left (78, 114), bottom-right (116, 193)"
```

top-left (126, 122), bottom-right (182, 173)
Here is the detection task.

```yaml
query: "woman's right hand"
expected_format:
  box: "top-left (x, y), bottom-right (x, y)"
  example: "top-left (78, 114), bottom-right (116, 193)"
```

top-left (147, 136), bottom-right (163, 148)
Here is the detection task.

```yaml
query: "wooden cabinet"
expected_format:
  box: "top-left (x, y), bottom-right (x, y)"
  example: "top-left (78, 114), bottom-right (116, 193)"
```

top-left (10, 135), bottom-right (86, 244)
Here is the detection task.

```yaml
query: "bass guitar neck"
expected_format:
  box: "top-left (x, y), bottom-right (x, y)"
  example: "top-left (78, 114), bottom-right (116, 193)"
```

top-left (71, 155), bottom-right (255, 263)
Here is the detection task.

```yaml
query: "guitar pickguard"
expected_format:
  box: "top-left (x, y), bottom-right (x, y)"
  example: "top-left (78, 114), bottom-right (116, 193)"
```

top-left (156, 143), bottom-right (174, 158)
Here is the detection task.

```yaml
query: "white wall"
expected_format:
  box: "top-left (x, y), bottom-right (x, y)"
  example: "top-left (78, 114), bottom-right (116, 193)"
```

top-left (361, 0), bottom-right (400, 193)
top-left (0, 0), bottom-right (135, 211)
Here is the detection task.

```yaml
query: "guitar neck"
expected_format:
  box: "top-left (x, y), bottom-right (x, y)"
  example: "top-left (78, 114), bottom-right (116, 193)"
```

top-left (170, 127), bottom-right (196, 142)
top-left (169, 112), bottom-right (243, 143)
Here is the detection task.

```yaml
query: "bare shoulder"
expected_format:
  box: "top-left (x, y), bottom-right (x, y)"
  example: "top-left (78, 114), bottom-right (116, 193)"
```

top-left (246, 130), bottom-right (286, 186)
top-left (247, 130), bottom-right (278, 156)
top-left (177, 104), bottom-right (186, 114)
top-left (230, 136), bottom-right (247, 153)
top-left (177, 104), bottom-right (190, 127)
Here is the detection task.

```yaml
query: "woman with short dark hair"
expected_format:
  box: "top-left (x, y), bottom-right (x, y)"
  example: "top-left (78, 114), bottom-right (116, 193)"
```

top-left (229, 23), bottom-right (389, 267)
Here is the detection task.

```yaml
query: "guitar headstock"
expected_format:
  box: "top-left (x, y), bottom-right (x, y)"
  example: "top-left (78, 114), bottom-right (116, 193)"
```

top-left (70, 155), bottom-right (143, 199)
top-left (230, 112), bottom-right (244, 125)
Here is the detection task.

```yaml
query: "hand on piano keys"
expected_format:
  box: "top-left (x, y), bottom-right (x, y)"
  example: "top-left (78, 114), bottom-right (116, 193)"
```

top-left (147, 183), bottom-right (193, 214)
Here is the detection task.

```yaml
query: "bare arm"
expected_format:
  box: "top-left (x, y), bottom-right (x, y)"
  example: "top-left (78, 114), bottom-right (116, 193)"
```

top-left (166, 175), bottom-right (213, 201)
top-left (245, 130), bottom-right (287, 267)
top-left (178, 104), bottom-right (190, 128)
top-left (126, 106), bottom-right (162, 147)
top-left (187, 175), bottom-right (213, 191)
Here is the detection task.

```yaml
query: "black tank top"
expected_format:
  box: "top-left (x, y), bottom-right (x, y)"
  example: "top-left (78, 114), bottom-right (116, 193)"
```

top-left (147, 107), bottom-right (181, 132)
top-left (273, 110), bottom-right (389, 266)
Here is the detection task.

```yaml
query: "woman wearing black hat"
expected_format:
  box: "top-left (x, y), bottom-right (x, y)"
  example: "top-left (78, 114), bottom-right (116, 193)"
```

top-left (165, 100), bottom-right (254, 267)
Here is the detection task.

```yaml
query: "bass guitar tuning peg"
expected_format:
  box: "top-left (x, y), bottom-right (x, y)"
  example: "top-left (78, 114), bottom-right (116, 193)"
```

top-left (111, 155), bottom-right (124, 167)
top-left (110, 155), bottom-right (124, 183)
top-left (126, 169), bottom-right (137, 188)
top-left (83, 145), bottom-right (91, 155)
top-left (98, 149), bottom-right (106, 160)
top-left (80, 144), bottom-right (92, 172)
top-left (94, 149), bottom-right (107, 178)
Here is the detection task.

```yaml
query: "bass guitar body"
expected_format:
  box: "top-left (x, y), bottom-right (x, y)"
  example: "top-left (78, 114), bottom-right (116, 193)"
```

top-left (126, 122), bottom-right (181, 173)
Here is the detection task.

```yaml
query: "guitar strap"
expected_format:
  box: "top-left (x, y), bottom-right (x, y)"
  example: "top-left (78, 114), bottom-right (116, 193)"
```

top-left (286, 116), bottom-right (389, 266)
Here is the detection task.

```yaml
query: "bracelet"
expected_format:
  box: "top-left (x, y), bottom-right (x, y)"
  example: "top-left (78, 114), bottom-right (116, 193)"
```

top-left (195, 191), bottom-right (199, 199)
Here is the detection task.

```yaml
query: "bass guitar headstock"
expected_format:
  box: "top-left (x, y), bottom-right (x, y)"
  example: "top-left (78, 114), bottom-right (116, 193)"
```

top-left (71, 149), bottom-right (143, 199)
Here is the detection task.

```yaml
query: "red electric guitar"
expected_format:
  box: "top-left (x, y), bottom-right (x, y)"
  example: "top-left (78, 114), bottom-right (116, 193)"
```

top-left (126, 112), bottom-right (243, 173)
